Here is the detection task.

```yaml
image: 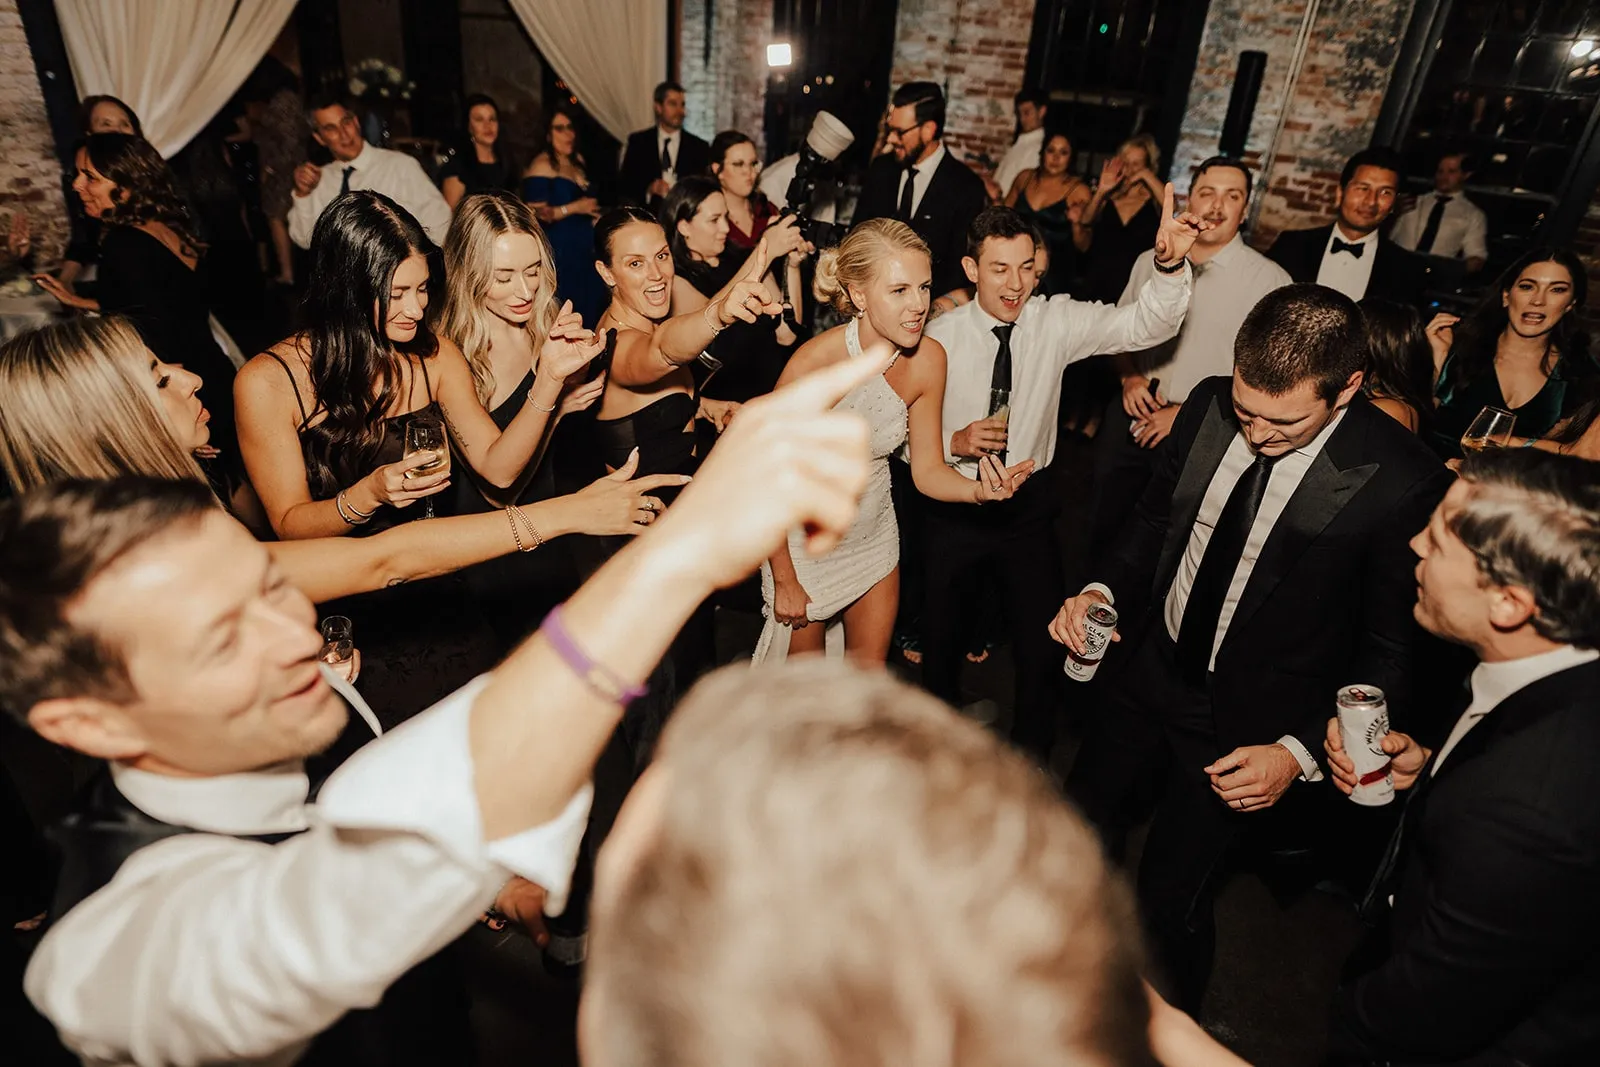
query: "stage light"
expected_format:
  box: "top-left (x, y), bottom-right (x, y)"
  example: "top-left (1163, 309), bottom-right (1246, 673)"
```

top-left (1572, 40), bottom-right (1596, 59)
top-left (767, 42), bottom-right (793, 68)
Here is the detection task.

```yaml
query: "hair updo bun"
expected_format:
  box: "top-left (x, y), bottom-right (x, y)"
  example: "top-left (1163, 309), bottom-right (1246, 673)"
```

top-left (811, 219), bottom-right (931, 318)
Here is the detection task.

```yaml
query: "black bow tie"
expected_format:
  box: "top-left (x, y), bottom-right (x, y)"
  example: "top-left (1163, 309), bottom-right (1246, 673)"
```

top-left (1331, 237), bottom-right (1366, 259)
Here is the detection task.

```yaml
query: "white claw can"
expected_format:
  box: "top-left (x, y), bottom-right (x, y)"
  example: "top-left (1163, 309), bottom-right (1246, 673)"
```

top-left (1064, 602), bottom-right (1118, 682)
top-left (1337, 684), bottom-right (1394, 806)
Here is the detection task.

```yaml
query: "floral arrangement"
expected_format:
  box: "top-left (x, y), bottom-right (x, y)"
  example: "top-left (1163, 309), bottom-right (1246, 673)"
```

top-left (348, 58), bottom-right (415, 102)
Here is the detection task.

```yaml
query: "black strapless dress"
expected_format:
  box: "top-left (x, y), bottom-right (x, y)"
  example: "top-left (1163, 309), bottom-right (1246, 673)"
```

top-left (269, 354), bottom-right (499, 733)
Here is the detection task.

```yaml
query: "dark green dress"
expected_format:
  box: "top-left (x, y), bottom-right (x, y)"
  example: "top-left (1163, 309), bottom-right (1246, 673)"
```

top-left (1431, 350), bottom-right (1590, 460)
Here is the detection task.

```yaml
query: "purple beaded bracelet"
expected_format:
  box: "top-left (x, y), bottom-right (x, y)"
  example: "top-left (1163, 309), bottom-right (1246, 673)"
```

top-left (540, 605), bottom-right (649, 705)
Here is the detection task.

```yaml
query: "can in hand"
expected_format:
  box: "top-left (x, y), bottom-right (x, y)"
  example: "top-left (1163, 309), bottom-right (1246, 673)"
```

top-left (1337, 684), bottom-right (1394, 806)
top-left (1065, 602), bottom-right (1118, 682)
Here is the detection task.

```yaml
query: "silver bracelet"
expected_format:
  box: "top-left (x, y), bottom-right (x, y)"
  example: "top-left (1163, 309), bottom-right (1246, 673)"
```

top-left (336, 489), bottom-right (374, 525)
top-left (702, 301), bottom-right (726, 336)
top-left (526, 386), bottom-right (558, 413)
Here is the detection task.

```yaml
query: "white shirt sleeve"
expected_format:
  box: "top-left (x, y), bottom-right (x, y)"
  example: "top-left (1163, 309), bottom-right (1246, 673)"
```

top-left (1039, 260), bottom-right (1191, 369)
top-left (395, 155), bottom-right (454, 246)
top-left (1276, 734), bottom-right (1325, 782)
top-left (1462, 203), bottom-right (1489, 262)
top-left (287, 167), bottom-right (330, 249)
top-left (25, 676), bottom-right (590, 1067)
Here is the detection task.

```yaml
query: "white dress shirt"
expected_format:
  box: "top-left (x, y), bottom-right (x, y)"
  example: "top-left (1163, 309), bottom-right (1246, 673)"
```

top-left (1314, 226), bottom-right (1380, 301)
top-left (896, 142), bottom-right (947, 218)
top-left (1388, 190), bottom-right (1488, 261)
top-left (26, 671), bottom-right (592, 1067)
top-left (1431, 644), bottom-right (1599, 775)
top-left (926, 263), bottom-right (1192, 476)
top-left (1118, 236), bottom-right (1291, 403)
top-left (1086, 408), bottom-right (1347, 779)
top-left (288, 141), bottom-right (453, 248)
top-left (993, 127), bottom-right (1046, 199)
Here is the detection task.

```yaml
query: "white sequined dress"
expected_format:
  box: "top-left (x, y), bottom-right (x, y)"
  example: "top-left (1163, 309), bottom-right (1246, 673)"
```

top-left (755, 317), bottom-right (908, 662)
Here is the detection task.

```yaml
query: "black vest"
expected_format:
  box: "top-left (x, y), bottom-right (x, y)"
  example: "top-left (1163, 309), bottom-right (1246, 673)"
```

top-left (49, 713), bottom-right (475, 1067)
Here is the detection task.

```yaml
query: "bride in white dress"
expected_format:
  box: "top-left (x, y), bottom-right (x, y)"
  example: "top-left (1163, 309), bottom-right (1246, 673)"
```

top-left (755, 219), bottom-right (1033, 664)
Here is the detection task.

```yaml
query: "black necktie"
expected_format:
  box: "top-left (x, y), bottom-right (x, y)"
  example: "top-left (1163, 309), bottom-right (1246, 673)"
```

top-left (1415, 195), bottom-right (1450, 254)
top-left (339, 166), bottom-right (354, 195)
top-left (1175, 451), bottom-right (1280, 684)
top-left (1330, 237), bottom-right (1365, 259)
top-left (897, 165), bottom-right (919, 222)
top-left (660, 137), bottom-right (673, 174)
top-left (989, 323), bottom-right (1015, 462)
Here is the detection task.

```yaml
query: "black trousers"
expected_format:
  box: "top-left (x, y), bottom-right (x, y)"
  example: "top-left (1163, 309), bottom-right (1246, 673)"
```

top-left (1066, 626), bottom-right (1310, 1013)
top-left (919, 468), bottom-right (1065, 763)
top-left (1087, 395), bottom-right (1160, 562)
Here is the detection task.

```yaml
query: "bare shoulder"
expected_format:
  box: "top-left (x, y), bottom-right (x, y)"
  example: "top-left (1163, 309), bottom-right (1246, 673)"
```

top-left (524, 153), bottom-right (556, 179)
top-left (909, 334), bottom-right (948, 375)
top-left (779, 325), bottom-right (850, 386)
top-left (238, 334), bottom-right (310, 395)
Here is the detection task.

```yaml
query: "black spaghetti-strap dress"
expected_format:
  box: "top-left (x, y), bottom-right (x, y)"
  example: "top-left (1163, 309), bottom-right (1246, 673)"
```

top-left (268, 354), bottom-right (499, 731)
top-left (453, 369), bottom-right (584, 654)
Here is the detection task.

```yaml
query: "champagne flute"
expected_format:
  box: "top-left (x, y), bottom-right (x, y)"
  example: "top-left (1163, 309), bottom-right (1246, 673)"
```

top-left (403, 412), bottom-right (448, 519)
top-left (320, 616), bottom-right (354, 680)
top-left (1460, 406), bottom-right (1515, 455)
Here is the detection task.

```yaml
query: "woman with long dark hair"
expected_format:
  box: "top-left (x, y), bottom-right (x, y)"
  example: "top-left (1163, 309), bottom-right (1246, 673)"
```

top-left (1359, 299), bottom-right (1436, 434)
top-left (36, 133), bottom-right (242, 467)
top-left (1005, 129), bottom-right (1091, 296)
top-left (439, 93), bottom-right (518, 209)
top-left (523, 102), bottom-right (605, 325)
top-left (1426, 246), bottom-right (1595, 458)
top-left (234, 190), bottom-right (602, 721)
top-left (662, 174), bottom-right (804, 404)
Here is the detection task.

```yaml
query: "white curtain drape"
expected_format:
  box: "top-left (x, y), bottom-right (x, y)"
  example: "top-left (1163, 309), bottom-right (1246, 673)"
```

top-left (506, 0), bottom-right (666, 142)
top-left (55, 0), bottom-right (297, 158)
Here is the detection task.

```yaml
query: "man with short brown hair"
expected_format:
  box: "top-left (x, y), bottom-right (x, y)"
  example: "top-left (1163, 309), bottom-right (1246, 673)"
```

top-left (583, 660), bottom-right (1155, 1067)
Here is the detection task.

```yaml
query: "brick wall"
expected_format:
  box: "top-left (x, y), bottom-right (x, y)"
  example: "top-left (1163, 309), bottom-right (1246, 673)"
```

top-left (886, 0), bottom-right (1034, 169)
top-left (679, 0), bottom-right (773, 155)
top-left (0, 0), bottom-right (69, 266)
top-left (1172, 0), bottom-right (1416, 246)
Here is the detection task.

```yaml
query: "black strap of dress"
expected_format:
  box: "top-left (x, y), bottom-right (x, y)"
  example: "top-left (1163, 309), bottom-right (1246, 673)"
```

top-left (267, 351), bottom-right (438, 434)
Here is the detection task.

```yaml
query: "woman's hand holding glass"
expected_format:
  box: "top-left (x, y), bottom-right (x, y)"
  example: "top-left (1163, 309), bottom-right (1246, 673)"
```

top-left (360, 450), bottom-right (452, 509)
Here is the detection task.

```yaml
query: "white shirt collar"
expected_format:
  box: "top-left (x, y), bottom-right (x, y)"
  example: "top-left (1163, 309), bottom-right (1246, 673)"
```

top-left (1014, 127), bottom-right (1045, 148)
top-left (1295, 404), bottom-right (1345, 459)
top-left (658, 126), bottom-right (679, 144)
top-left (1203, 233), bottom-right (1247, 270)
top-left (340, 141), bottom-right (373, 172)
top-left (1327, 225), bottom-right (1379, 250)
top-left (1470, 644), bottom-right (1599, 714)
top-left (111, 760), bottom-right (312, 836)
top-left (914, 141), bottom-right (946, 176)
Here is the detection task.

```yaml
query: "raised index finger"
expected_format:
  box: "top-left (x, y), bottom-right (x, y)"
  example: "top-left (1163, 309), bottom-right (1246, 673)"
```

top-left (1162, 181), bottom-right (1176, 220)
top-left (763, 343), bottom-right (893, 416)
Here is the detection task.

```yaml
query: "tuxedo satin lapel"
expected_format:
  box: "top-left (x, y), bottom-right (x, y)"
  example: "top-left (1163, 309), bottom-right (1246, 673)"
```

top-left (1155, 393), bottom-right (1236, 591)
top-left (1226, 424), bottom-right (1377, 639)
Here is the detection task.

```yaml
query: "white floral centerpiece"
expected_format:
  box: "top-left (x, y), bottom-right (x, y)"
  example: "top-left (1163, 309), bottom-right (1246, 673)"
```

top-left (348, 58), bottom-right (415, 103)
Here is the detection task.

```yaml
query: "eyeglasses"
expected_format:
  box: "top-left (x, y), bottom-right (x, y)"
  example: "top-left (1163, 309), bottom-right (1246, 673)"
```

top-left (885, 122), bottom-right (922, 140)
top-left (551, 122), bottom-right (575, 133)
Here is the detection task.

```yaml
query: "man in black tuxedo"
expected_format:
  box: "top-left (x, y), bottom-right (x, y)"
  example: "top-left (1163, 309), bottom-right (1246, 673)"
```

top-left (1268, 147), bottom-right (1428, 307)
top-left (1324, 450), bottom-right (1600, 1065)
top-left (1052, 284), bottom-right (1451, 1012)
top-left (852, 82), bottom-right (990, 299)
top-left (618, 81), bottom-right (710, 209)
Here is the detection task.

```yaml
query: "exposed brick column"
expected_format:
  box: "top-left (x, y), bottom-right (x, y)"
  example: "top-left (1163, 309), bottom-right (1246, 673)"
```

top-left (887, 0), bottom-right (1033, 169)
top-left (679, 0), bottom-right (773, 155)
top-left (1172, 0), bottom-right (1416, 247)
top-left (0, 0), bottom-right (69, 265)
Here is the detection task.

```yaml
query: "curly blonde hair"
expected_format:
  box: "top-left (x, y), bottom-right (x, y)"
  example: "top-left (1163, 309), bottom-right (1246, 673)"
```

top-left (814, 218), bottom-right (931, 317)
top-left (438, 191), bottom-right (560, 405)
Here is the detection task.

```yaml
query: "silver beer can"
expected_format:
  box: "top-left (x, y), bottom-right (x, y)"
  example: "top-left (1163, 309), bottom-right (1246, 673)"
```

top-left (1337, 684), bottom-right (1394, 806)
top-left (1065, 602), bottom-right (1119, 682)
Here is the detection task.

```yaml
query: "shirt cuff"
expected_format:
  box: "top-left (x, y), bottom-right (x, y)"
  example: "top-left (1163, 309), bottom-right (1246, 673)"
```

top-left (315, 674), bottom-right (593, 911)
top-left (1081, 583), bottom-right (1114, 605)
top-left (1276, 735), bottom-right (1324, 782)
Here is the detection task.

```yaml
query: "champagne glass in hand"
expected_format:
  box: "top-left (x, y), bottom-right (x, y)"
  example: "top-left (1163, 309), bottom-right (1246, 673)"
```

top-left (404, 413), bottom-right (449, 519)
top-left (1460, 406), bottom-right (1515, 455)
top-left (320, 616), bottom-right (356, 682)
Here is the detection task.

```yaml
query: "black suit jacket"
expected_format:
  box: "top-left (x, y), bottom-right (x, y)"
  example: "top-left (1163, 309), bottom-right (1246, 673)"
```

top-left (1333, 657), bottom-right (1600, 1065)
top-left (618, 127), bottom-right (710, 208)
top-left (1268, 224), bottom-right (1429, 308)
top-left (853, 148), bottom-right (989, 299)
top-left (1099, 377), bottom-right (1451, 759)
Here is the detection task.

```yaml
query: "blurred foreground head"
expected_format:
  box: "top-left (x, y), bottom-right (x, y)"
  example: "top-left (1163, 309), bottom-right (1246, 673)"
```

top-left (584, 660), bottom-right (1153, 1067)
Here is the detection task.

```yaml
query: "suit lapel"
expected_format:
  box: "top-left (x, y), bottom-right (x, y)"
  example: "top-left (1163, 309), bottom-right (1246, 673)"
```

top-left (914, 156), bottom-right (950, 222)
top-left (1430, 660), bottom-right (1600, 786)
top-left (1225, 403), bottom-right (1377, 639)
top-left (1155, 391), bottom-right (1236, 593)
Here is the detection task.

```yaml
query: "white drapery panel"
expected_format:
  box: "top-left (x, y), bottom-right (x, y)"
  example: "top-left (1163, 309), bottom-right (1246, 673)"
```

top-left (505, 0), bottom-right (666, 142)
top-left (54, 0), bottom-right (297, 158)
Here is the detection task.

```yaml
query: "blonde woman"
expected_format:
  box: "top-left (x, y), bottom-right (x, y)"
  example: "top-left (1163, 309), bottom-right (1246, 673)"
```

top-left (1080, 133), bottom-right (1166, 303)
top-left (756, 219), bottom-right (1033, 665)
top-left (0, 317), bottom-right (686, 612)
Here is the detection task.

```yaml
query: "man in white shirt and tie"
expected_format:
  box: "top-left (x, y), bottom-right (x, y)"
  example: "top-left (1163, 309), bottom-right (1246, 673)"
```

top-left (1388, 150), bottom-right (1488, 274)
top-left (288, 96), bottom-right (452, 248)
top-left (921, 199), bottom-right (1199, 765)
top-left (1089, 156), bottom-right (1291, 558)
top-left (7, 357), bottom-right (880, 1067)
top-left (1323, 450), bottom-right (1600, 1065)
top-left (1052, 284), bottom-right (1450, 1012)
top-left (990, 89), bottom-right (1049, 201)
